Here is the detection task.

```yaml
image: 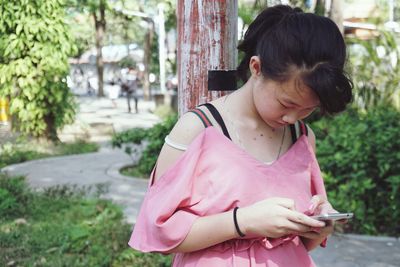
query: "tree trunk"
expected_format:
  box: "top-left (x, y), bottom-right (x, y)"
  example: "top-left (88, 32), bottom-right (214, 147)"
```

top-left (314, 0), bottom-right (326, 16)
top-left (328, 0), bottom-right (344, 35)
top-left (177, 0), bottom-right (238, 116)
top-left (142, 18), bottom-right (154, 101)
top-left (94, 1), bottom-right (106, 97)
top-left (44, 113), bottom-right (59, 143)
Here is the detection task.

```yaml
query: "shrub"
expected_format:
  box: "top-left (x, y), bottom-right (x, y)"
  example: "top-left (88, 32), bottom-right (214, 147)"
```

top-left (0, 174), bottom-right (172, 266)
top-left (0, 174), bottom-right (30, 218)
top-left (311, 106), bottom-right (400, 236)
top-left (347, 31), bottom-right (400, 110)
top-left (56, 140), bottom-right (99, 156)
top-left (112, 115), bottom-right (178, 177)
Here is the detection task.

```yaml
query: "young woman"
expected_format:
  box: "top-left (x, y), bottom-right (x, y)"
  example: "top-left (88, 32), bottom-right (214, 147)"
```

top-left (129, 5), bottom-right (352, 266)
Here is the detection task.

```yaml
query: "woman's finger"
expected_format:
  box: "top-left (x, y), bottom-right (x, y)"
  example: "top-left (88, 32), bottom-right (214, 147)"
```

top-left (336, 218), bottom-right (348, 224)
top-left (297, 231), bottom-right (321, 239)
top-left (308, 195), bottom-right (326, 213)
top-left (319, 203), bottom-right (336, 215)
top-left (283, 221), bottom-right (313, 234)
top-left (287, 210), bottom-right (326, 228)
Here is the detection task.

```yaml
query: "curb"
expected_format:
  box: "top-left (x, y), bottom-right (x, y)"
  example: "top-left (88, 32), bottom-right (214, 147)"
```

top-left (335, 233), bottom-right (400, 243)
top-left (105, 161), bottom-right (149, 185)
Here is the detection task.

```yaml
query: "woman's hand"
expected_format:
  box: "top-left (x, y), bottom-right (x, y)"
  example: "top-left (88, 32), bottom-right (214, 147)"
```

top-left (307, 195), bottom-right (336, 217)
top-left (298, 221), bottom-right (334, 241)
top-left (299, 195), bottom-right (347, 250)
top-left (237, 197), bottom-right (326, 238)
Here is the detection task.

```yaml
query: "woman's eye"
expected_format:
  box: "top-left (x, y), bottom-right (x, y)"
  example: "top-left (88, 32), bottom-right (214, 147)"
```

top-left (279, 101), bottom-right (288, 108)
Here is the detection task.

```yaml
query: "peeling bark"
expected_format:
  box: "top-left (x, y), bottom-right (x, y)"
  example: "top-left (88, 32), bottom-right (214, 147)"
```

top-left (177, 0), bottom-right (238, 115)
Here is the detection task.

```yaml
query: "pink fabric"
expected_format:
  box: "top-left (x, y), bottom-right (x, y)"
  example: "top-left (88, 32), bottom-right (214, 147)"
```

top-left (129, 127), bottom-right (327, 266)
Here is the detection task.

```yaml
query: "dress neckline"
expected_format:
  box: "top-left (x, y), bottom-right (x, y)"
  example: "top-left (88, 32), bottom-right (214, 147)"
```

top-left (204, 126), bottom-right (310, 169)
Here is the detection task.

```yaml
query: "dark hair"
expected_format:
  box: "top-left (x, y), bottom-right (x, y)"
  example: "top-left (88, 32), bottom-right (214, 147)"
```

top-left (237, 5), bottom-right (353, 114)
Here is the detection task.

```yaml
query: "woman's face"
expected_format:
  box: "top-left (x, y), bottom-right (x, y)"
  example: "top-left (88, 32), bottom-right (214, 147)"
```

top-left (252, 74), bottom-right (320, 129)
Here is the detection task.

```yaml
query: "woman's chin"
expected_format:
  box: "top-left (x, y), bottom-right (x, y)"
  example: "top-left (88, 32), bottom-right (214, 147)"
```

top-left (270, 121), bottom-right (288, 129)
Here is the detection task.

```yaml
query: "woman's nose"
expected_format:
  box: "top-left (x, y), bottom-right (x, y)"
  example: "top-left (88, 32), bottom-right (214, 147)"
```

top-left (282, 113), bottom-right (297, 124)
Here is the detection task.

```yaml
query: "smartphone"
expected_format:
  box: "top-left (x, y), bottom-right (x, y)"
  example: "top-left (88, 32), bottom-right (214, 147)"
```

top-left (311, 213), bottom-right (353, 221)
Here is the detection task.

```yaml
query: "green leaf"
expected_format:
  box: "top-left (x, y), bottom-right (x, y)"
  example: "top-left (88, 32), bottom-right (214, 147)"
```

top-left (16, 23), bottom-right (23, 35)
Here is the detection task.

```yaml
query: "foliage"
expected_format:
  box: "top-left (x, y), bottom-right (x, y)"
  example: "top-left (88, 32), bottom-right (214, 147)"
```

top-left (312, 105), bottom-right (400, 236)
top-left (57, 140), bottom-right (99, 156)
top-left (118, 56), bottom-right (137, 69)
top-left (0, 173), bottom-right (172, 266)
top-left (113, 249), bottom-right (172, 267)
top-left (67, 0), bottom-right (177, 66)
top-left (119, 165), bottom-right (143, 179)
top-left (112, 115), bottom-right (177, 177)
top-left (0, 149), bottom-right (47, 169)
top-left (154, 104), bottom-right (176, 119)
top-left (0, 174), bottom-right (30, 218)
top-left (66, 10), bottom-right (94, 58)
top-left (0, 0), bottom-right (77, 141)
top-left (347, 30), bottom-right (400, 110)
top-left (0, 140), bottom-right (99, 169)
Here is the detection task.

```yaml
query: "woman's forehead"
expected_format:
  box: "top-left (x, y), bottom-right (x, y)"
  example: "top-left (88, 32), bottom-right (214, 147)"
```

top-left (277, 78), bottom-right (320, 107)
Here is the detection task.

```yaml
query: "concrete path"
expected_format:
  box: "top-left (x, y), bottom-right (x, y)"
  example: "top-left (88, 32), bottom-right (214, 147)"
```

top-left (1, 95), bottom-right (399, 266)
top-left (2, 145), bottom-right (148, 224)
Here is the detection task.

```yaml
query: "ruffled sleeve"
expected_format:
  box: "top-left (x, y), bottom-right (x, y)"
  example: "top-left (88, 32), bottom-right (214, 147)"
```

top-left (128, 131), bottom-right (207, 253)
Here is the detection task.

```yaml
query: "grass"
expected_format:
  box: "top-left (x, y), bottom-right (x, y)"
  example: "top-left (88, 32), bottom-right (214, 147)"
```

top-left (120, 165), bottom-right (147, 179)
top-left (0, 173), bottom-right (172, 267)
top-left (0, 140), bottom-right (99, 169)
top-left (0, 136), bottom-right (169, 265)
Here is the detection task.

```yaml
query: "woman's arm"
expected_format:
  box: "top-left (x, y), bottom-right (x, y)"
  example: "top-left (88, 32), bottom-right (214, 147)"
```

top-left (167, 197), bottom-right (326, 253)
top-left (167, 210), bottom-right (238, 253)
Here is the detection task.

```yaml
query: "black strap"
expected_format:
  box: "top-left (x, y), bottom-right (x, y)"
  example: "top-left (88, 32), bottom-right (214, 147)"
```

top-left (199, 103), bottom-right (232, 140)
top-left (290, 121), bottom-right (308, 144)
top-left (290, 124), bottom-right (297, 144)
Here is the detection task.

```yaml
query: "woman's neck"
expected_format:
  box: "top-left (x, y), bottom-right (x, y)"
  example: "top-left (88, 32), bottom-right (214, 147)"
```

top-left (227, 81), bottom-right (266, 130)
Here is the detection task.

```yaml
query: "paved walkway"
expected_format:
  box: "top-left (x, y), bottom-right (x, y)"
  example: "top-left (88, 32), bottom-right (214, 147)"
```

top-left (1, 95), bottom-right (399, 266)
top-left (2, 145), bottom-right (147, 224)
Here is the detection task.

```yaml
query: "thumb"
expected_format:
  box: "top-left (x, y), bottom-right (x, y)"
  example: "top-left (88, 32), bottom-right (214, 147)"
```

top-left (308, 195), bottom-right (326, 214)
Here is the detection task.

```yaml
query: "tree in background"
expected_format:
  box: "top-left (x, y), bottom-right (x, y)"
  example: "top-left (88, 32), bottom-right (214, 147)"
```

top-left (239, 1), bottom-right (343, 33)
top-left (67, 0), bottom-right (176, 99)
top-left (110, 0), bottom-right (176, 100)
top-left (68, 0), bottom-right (107, 97)
top-left (0, 0), bottom-right (77, 142)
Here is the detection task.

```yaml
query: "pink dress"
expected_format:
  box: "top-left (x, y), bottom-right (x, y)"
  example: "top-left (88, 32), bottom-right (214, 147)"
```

top-left (129, 127), bottom-right (327, 266)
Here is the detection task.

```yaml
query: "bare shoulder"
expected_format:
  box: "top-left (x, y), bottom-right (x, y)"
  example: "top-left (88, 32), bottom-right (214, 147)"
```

top-left (306, 124), bottom-right (316, 153)
top-left (168, 111), bottom-right (207, 145)
top-left (153, 112), bottom-right (206, 182)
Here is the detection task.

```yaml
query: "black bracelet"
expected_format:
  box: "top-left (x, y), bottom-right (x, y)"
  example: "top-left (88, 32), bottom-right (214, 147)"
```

top-left (233, 207), bottom-right (245, 237)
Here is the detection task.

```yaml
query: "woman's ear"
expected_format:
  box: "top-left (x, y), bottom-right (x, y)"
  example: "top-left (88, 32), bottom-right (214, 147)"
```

top-left (249, 56), bottom-right (262, 76)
